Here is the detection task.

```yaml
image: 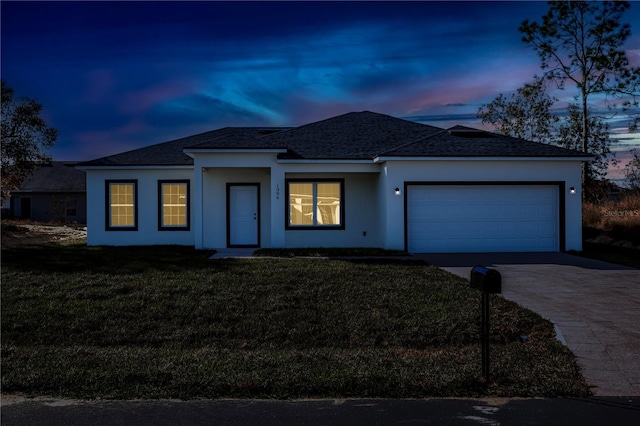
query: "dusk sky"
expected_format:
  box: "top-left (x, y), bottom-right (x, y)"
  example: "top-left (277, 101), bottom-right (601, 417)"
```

top-left (1, 1), bottom-right (639, 177)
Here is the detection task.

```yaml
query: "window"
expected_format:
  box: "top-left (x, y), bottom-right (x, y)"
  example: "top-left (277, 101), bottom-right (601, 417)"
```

top-left (286, 180), bottom-right (344, 229)
top-left (106, 180), bottom-right (137, 231)
top-left (158, 180), bottom-right (190, 230)
top-left (66, 199), bottom-right (77, 217)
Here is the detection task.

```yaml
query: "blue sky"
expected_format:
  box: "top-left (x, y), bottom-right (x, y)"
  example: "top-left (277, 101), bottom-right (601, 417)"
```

top-left (1, 1), bottom-right (639, 176)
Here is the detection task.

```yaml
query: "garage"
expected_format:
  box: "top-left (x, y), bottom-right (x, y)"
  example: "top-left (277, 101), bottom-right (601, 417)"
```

top-left (406, 184), bottom-right (560, 253)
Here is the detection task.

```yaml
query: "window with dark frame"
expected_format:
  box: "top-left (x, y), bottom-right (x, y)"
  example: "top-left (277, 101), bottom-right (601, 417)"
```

top-left (106, 180), bottom-right (138, 231)
top-left (158, 180), bottom-right (190, 230)
top-left (286, 179), bottom-right (344, 229)
top-left (66, 199), bottom-right (77, 217)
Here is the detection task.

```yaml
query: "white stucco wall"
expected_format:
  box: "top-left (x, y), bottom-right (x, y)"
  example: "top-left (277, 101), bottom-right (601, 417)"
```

top-left (200, 167), bottom-right (271, 249)
top-left (192, 152), bottom-right (382, 249)
top-left (380, 159), bottom-right (584, 252)
top-left (283, 172), bottom-right (381, 248)
top-left (83, 156), bottom-right (584, 252)
top-left (84, 168), bottom-right (194, 246)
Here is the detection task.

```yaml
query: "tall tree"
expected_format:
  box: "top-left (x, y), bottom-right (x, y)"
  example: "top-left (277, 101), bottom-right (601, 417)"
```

top-left (1, 80), bottom-right (57, 200)
top-left (520, 0), bottom-right (640, 182)
top-left (478, 77), bottom-right (558, 144)
top-left (557, 103), bottom-right (617, 201)
top-left (624, 148), bottom-right (640, 191)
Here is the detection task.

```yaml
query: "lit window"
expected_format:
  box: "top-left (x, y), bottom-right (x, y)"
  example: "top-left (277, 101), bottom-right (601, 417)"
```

top-left (106, 181), bottom-right (137, 230)
top-left (158, 181), bottom-right (189, 230)
top-left (287, 180), bottom-right (343, 229)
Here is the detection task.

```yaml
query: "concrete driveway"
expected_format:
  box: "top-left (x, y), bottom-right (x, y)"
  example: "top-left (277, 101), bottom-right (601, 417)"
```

top-left (417, 252), bottom-right (640, 396)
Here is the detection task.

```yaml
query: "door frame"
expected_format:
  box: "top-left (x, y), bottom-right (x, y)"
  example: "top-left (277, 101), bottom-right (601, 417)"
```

top-left (403, 181), bottom-right (565, 253)
top-left (226, 183), bottom-right (260, 248)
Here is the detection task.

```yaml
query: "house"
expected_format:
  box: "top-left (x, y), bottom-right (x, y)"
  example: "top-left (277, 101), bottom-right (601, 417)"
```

top-left (77, 111), bottom-right (591, 253)
top-left (9, 161), bottom-right (87, 223)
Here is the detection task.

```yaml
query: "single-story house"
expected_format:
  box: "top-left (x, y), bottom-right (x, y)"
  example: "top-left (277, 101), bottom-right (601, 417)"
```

top-left (9, 161), bottom-right (87, 223)
top-left (77, 111), bottom-right (591, 252)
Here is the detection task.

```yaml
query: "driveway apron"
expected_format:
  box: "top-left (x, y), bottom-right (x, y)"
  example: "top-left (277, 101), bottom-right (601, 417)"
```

top-left (417, 252), bottom-right (640, 396)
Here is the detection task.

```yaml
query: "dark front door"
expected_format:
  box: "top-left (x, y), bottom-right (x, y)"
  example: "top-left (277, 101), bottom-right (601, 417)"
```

top-left (20, 197), bottom-right (31, 219)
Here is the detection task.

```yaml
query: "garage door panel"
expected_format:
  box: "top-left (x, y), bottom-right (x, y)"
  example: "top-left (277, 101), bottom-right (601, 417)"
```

top-left (407, 185), bottom-right (559, 253)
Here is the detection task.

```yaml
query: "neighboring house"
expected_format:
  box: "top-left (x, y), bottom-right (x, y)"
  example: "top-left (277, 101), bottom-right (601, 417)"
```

top-left (9, 161), bottom-right (87, 223)
top-left (77, 111), bottom-right (591, 253)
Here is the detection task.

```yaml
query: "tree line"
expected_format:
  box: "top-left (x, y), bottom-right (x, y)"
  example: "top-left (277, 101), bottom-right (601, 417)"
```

top-left (478, 0), bottom-right (639, 202)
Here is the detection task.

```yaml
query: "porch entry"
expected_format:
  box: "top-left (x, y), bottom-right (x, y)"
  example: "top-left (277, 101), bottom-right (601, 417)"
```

top-left (227, 183), bottom-right (260, 248)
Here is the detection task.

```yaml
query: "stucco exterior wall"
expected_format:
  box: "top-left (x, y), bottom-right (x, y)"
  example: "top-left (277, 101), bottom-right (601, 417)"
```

top-left (10, 192), bottom-right (87, 223)
top-left (283, 172), bottom-right (381, 248)
top-left (84, 157), bottom-right (584, 252)
top-left (191, 152), bottom-right (382, 249)
top-left (380, 159), bottom-right (583, 251)
top-left (201, 167), bottom-right (271, 249)
top-left (85, 168), bottom-right (194, 246)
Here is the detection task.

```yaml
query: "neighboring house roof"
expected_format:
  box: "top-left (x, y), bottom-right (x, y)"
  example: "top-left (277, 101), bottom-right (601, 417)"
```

top-left (78, 111), bottom-right (591, 167)
top-left (13, 162), bottom-right (86, 193)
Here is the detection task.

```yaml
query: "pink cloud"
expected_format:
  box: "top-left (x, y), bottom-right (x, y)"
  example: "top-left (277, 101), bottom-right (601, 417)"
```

top-left (626, 49), bottom-right (640, 67)
top-left (70, 118), bottom-right (151, 159)
top-left (119, 80), bottom-right (197, 114)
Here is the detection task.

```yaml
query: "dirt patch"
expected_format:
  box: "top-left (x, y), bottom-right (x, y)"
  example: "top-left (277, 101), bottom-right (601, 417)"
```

top-left (1, 221), bottom-right (86, 248)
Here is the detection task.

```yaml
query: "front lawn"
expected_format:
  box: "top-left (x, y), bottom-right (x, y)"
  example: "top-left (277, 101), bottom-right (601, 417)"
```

top-left (1, 243), bottom-right (589, 399)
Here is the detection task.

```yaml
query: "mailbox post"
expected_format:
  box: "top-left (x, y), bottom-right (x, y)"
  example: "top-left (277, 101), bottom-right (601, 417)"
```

top-left (470, 265), bottom-right (502, 382)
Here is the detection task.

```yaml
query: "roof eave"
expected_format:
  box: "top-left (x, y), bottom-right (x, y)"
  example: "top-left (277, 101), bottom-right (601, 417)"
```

top-left (373, 155), bottom-right (594, 163)
top-left (184, 148), bottom-right (288, 156)
top-left (76, 164), bottom-right (194, 170)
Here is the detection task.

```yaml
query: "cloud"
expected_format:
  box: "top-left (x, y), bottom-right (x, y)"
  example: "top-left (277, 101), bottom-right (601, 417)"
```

top-left (119, 80), bottom-right (199, 115)
top-left (82, 69), bottom-right (117, 104)
top-left (145, 94), bottom-right (271, 129)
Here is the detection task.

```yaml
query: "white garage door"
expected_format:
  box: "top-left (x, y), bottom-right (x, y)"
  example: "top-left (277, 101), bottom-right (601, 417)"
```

top-left (407, 185), bottom-right (559, 253)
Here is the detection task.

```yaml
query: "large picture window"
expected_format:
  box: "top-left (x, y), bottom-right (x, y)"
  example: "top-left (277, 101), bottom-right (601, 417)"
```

top-left (286, 180), bottom-right (344, 229)
top-left (158, 180), bottom-right (190, 230)
top-left (106, 180), bottom-right (137, 231)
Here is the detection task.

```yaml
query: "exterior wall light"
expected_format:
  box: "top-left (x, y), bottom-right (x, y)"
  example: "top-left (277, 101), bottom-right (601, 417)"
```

top-left (569, 187), bottom-right (576, 194)
top-left (395, 187), bottom-right (401, 196)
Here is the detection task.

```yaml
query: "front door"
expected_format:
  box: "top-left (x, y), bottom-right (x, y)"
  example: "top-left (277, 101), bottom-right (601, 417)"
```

top-left (20, 197), bottom-right (32, 220)
top-left (227, 184), bottom-right (259, 247)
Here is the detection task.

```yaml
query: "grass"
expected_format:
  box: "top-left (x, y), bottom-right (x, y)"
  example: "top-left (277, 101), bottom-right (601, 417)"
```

top-left (579, 194), bottom-right (640, 268)
top-left (583, 194), bottom-right (640, 245)
top-left (576, 242), bottom-right (640, 269)
top-left (1, 242), bottom-right (590, 399)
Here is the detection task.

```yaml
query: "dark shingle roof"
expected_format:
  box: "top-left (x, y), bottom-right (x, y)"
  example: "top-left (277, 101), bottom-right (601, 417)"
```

top-left (77, 127), bottom-right (290, 166)
top-left (263, 111), bottom-right (443, 159)
top-left (380, 125), bottom-right (590, 158)
top-left (14, 162), bottom-right (86, 192)
top-left (78, 112), bottom-right (590, 167)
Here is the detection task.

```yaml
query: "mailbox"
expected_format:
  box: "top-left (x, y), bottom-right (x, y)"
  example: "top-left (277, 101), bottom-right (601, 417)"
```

top-left (470, 265), bottom-right (502, 294)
